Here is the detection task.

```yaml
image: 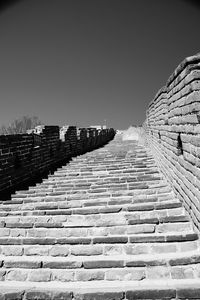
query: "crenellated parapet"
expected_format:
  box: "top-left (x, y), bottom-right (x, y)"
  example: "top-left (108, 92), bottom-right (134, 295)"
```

top-left (0, 125), bottom-right (115, 198)
top-left (143, 52), bottom-right (200, 231)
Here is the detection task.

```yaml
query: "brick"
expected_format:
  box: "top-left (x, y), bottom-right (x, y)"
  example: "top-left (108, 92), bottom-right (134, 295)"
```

top-left (4, 259), bottom-right (41, 269)
top-left (49, 245), bottom-right (69, 256)
top-left (155, 202), bottom-right (182, 209)
top-left (157, 222), bottom-right (191, 233)
top-left (177, 287), bottom-right (200, 298)
top-left (22, 238), bottom-right (56, 245)
top-left (73, 292), bottom-right (124, 300)
top-left (75, 270), bottom-right (105, 281)
top-left (1, 246), bottom-right (23, 256)
top-left (109, 199), bottom-right (130, 205)
top-left (52, 291), bottom-right (72, 300)
top-left (169, 254), bottom-right (200, 266)
top-left (67, 228), bottom-right (88, 237)
top-left (25, 291), bottom-right (51, 300)
top-left (57, 238), bottom-right (91, 245)
top-left (151, 243), bottom-right (177, 254)
top-left (98, 207), bottom-right (122, 213)
top-left (28, 269), bottom-right (52, 282)
top-left (128, 217), bottom-right (159, 225)
top-left (0, 229), bottom-right (10, 236)
top-left (127, 204), bottom-right (154, 211)
top-left (83, 260), bottom-right (124, 269)
top-left (9, 229), bottom-right (26, 237)
top-left (129, 235), bottom-right (165, 243)
top-left (43, 260), bottom-right (82, 269)
top-left (159, 215), bottom-right (189, 223)
top-left (171, 266), bottom-right (194, 279)
top-left (4, 291), bottom-right (24, 300)
top-left (124, 244), bottom-right (149, 255)
top-left (72, 208), bottom-right (98, 215)
top-left (146, 266), bottom-right (170, 279)
top-left (93, 237), bottom-right (128, 244)
top-left (27, 229), bottom-right (47, 238)
top-left (179, 241), bottom-right (198, 252)
top-left (84, 200), bottom-right (107, 207)
top-left (57, 207), bottom-right (72, 214)
top-left (24, 245), bottom-right (49, 256)
top-left (104, 245), bottom-right (123, 255)
top-left (126, 257), bottom-right (166, 267)
top-left (51, 269), bottom-right (75, 282)
top-left (127, 224), bottom-right (155, 234)
top-left (0, 238), bottom-right (22, 245)
top-left (71, 245), bottom-right (103, 256)
top-left (166, 233), bottom-right (198, 242)
top-left (6, 269), bottom-right (28, 281)
top-left (107, 227), bottom-right (126, 235)
top-left (126, 288), bottom-right (176, 299)
top-left (35, 222), bottom-right (64, 228)
top-left (6, 223), bottom-right (33, 228)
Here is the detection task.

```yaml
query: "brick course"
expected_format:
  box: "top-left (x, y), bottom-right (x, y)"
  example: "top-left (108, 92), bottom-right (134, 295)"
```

top-left (143, 52), bottom-right (200, 232)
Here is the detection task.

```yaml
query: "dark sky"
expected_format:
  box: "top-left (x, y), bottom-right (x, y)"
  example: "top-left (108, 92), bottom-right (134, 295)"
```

top-left (0, 0), bottom-right (200, 129)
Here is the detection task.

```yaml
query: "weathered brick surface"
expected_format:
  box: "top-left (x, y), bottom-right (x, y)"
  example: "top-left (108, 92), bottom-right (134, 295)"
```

top-left (0, 131), bottom-right (198, 296)
top-left (73, 291), bottom-right (124, 300)
top-left (143, 53), bottom-right (200, 232)
top-left (0, 126), bottom-right (115, 198)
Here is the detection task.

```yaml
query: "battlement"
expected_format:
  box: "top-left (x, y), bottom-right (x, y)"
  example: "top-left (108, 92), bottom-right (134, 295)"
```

top-left (0, 125), bottom-right (115, 199)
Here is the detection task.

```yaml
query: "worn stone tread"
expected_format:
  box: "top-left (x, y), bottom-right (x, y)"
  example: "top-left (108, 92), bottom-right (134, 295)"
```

top-left (0, 279), bottom-right (200, 299)
top-left (0, 134), bottom-right (199, 296)
top-left (0, 250), bottom-right (200, 269)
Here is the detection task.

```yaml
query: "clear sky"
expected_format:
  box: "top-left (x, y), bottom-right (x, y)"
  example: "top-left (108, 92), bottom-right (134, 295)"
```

top-left (0, 0), bottom-right (200, 129)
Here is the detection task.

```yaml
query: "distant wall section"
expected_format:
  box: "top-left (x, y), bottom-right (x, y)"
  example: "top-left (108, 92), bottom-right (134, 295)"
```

top-left (0, 125), bottom-right (115, 198)
top-left (143, 52), bottom-right (200, 231)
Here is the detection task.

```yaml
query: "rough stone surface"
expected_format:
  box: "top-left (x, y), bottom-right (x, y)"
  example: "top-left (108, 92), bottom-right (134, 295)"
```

top-left (0, 113), bottom-right (199, 296)
top-left (143, 52), bottom-right (200, 233)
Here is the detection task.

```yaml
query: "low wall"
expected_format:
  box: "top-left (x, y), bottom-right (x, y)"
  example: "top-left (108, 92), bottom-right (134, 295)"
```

top-left (0, 125), bottom-right (115, 199)
top-left (143, 52), bottom-right (200, 231)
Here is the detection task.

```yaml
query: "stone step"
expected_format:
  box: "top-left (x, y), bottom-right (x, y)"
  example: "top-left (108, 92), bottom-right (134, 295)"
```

top-left (1, 248), bottom-right (200, 265)
top-left (0, 198), bottom-right (181, 214)
top-left (52, 168), bottom-right (160, 175)
top-left (0, 198), bottom-right (176, 215)
top-left (1, 279), bottom-right (200, 300)
top-left (47, 173), bottom-right (162, 180)
top-left (0, 233), bottom-right (197, 246)
top-left (0, 251), bottom-right (200, 282)
top-left (0, 240), bottom-right (198, 257)
top-left (26, 178), bottom-right (163, 191)
top-left (0, 190), bottom-right (174, 205)
top-left (0, 207), bottom-right (189, 226)
top-left (0, 263), bottom-right (200, 283)
top-left (0, 222), bottom-right (193, 239)
top-left (11, 184), bottom-right (171, 201)
top-left (16, 177), bottom-right (165, 188)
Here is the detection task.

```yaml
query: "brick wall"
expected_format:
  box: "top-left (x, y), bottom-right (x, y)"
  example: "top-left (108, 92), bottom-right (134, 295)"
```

top-left (0, 126), bottom-right (115, 199)
top-left (143, 52), bottom-right (200, 231)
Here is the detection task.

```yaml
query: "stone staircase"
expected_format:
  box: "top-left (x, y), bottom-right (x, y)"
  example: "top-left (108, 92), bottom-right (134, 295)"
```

top-left (0, 134), bottom-right (199, 299)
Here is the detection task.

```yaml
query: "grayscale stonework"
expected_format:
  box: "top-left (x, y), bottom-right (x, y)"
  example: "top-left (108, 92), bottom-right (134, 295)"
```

top-left (0, 53), bottom-right (200, 298)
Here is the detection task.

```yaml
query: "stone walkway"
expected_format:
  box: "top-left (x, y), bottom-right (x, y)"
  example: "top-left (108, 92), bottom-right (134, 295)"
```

top-left (0, 134), bottom-right (199, 299)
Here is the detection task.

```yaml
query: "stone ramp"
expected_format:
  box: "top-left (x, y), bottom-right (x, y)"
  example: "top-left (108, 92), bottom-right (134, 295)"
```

top-left (0, 134), bottom-right (199, 299)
